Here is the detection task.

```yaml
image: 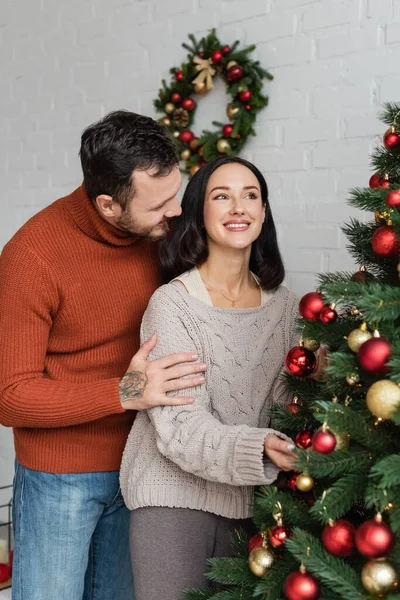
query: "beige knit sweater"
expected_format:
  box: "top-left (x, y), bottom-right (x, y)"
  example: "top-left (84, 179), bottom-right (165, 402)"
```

top-left (120, 270), bottom-right (299, 519)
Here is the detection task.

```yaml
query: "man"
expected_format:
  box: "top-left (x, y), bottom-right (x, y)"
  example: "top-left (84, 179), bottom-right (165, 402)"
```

top-left (0, 111), bottom-right (206, 600)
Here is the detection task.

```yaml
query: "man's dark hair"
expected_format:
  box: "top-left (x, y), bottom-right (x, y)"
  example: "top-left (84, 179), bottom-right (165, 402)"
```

top-left (160, 156), bottom-right (285, 290)
top-left (80, 110), bottom-right (179, 207)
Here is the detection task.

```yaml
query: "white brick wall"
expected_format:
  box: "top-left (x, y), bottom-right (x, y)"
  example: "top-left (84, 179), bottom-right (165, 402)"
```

top-left (1, 0), bottom-right (400, 484)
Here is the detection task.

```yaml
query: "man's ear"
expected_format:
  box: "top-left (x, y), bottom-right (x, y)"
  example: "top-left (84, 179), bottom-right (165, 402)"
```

top-left (95, 195), bottom-right (121, 218)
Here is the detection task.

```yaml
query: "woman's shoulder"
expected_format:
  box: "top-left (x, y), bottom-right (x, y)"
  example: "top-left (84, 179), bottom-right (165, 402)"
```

top-left (145, 271), bottom-right (197, 312)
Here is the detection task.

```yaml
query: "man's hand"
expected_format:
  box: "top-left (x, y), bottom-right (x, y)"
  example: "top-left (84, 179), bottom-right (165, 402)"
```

top-left (264, 435), bottom-right (296, 472)
top-left (119, 335), bottom-right (207, 410)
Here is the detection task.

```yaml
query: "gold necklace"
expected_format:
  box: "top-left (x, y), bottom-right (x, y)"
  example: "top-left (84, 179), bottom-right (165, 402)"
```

top-left (200, 274), bottom-right (260, 308)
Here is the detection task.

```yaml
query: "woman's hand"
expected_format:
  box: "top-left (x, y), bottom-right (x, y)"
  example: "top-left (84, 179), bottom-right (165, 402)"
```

top-left (310, 345), bottom-right (329, 381)
top-left (264, 434), bottom-right (297, 472)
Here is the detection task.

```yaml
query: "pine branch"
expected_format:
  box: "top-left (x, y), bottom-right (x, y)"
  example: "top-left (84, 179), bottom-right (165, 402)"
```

top-left (371, 147), bottom-right (400, 182)
top-left (253, 553), bottom-right (296, 599)
top-left (294, 448), bottom-right (371, 478)
top-left (379, 102), bottom-right (400, 126)
top-left (184, 588), bottom-right (218, 600)
top-left (205, 557), bottom-right (258, 586)
top-left (347, 186), bottom-right (393, 211)
top-left (230, 528), bottom-right (251, 559)
top-left (253, 486), bottom-right (312, 529)
top-left (286, 528), bottom-right (366, 598)
top-left (310, 472), bottom-right (366, 524)
top-left (370, 455), bottom-right (400, 488)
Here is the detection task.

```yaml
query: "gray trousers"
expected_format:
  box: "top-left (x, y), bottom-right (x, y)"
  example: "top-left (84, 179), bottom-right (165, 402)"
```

top-left (130, 507), bottom-right (251, 600)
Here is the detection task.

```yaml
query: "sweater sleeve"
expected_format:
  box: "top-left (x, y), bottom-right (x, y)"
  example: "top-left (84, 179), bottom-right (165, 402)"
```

top-left (141, 288), bottom-right (287, 487)
top-left (0, 242), bottom-right (124, 428)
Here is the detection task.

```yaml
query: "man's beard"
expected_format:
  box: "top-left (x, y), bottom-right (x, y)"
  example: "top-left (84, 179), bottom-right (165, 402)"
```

top-left (115, 210), bottom-right (170, 241)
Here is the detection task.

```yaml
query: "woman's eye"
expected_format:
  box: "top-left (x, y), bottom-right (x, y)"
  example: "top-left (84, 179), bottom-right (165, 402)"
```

top-left (246, 193), bottom-right (258, 199)
top-left (215, 194), bottom-right (228, 200)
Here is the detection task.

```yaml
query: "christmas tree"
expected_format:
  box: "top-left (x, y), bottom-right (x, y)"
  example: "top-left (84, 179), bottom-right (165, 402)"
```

top-left (185, 103), bottom-right (400, 599)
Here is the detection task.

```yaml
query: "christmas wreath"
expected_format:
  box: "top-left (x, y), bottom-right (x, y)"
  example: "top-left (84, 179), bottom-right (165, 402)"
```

top-left (154, 29), bottom-right (273, 177)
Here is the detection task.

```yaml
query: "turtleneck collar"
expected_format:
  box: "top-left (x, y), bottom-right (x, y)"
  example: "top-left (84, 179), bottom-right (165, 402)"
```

top-left (64, 184), bottom-right (139, 247)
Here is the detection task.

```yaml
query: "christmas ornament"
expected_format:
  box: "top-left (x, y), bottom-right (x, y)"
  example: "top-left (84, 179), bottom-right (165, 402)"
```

top-left (366, 379), bottom-right (400, 419)
top-left (227, 64), bottom-right (244, 81)
top-left (245, 104), bottom-right (252, 111)
top-left (190, 164), bottom-right (202, 177)
top-left (239, 90), bottom-right (252, 102)
top-left (189, 137), bottom-right (200, 150)
top-left (320, 305), bottom-right (338, 324)
top-left (248, 545), bottom-right (274, 577)
top-left (296, 473), bottom-right (314, 492)
top-left (302, 338), bottom-right (320, 352)
top-left (180, 149), bottom-right (191, 161)
top-left (285, 347), bottom-right (317, 377)
top-left (222, 45), bottom-right (231, 54)
top-left (347, 323), bottom-right (372, 353)
top-left (312, 428), bottom-right (337, 454)
top-left (361, 559), bottom-right (398, 595)
top-left (287, 396), bottom-right (302, 414)
top-left (211, 49), bottom-right (223, 63)
top-left (386, 189), bottom-right (400, 208)
top-left (249, 533), bottom-right (264, 552)
top-left (226, 104), bottom-right (240, 119)
top-left (174, 70), bottom-right (184, 81)
top-left (193, 81), bottom-right (207, 94)
top-left (375, 209), bottom-right (393, 226)
top-left (164, 102), bottom-right (175, 114)
top-left (346, 372), bottom-right (360, 386)
top-left (331, 428), bottom-right (350, 451)
top-left (227, 60), bottom-right (237, 69)
top-left (358, 337), bottom-right (391, 374)
top-left (217, 139), bottom-right (231, 153)
top-left (192, 55), bottom-right (216, 91)
top-left (222, 124), bottom-right (233, 137)
top-left (269, 525), bottom-right (291, 548)
top-left (299, 292), bottom-right (325, 321)
top-left (295, 430), bottom-right (313, 449)
top-left (351, 266), bottom-right (373, 283)
top-left (173, 108), bottom-right (190, 127)
top-left (288, 472), bottom-right (300, 491)
top-left (355, 516), bottom-right (395, 558)
top-left (160, 117), bottom-right (171, 126)
top-left (182, 98), bottom-right (196, 112)
top-left (171, 92), bottom-right (182, 104)
top-left (322, 519), bottom-right (355, 557)
top-left (384, 126), bottom-right (400, 150)
top-left (372, 225), bottom-right (400, 257)
top-left (284, 570), bottom-right (321, 600)
top-left (179, 129), bottom-right (195, 144)
top-left (369, 173), bottom-right (390, 189)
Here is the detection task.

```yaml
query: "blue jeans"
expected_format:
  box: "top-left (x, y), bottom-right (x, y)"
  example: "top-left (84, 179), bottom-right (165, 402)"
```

top-left (12, 462), bottom-right (133, 600)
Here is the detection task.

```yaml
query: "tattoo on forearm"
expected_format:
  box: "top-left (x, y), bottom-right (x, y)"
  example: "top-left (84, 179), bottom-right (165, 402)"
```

top-left (119, 371), bottom-right (148, 403)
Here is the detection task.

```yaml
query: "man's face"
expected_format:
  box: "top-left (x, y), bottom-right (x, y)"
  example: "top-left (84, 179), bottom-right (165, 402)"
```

top-left (110, 166), bottom-right (182, 241)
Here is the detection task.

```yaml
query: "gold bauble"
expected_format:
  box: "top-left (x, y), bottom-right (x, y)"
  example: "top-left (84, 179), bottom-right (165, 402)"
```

top-left (217, 139), bottom-right (231, 154)
top-left (366, 380), bottom-right (400, 420)
top-left (190, 164), bottom-right (202, 177)
top-left (361, 559), bottom-right (398, 595)
top-left (375, 209), bottom-right (393, 226)
top-left (180, 149), bottom-right (191, 160)
top-left (227, 60), bottom-right (237, 69)
top-left (164, 103), bottom-right (175, 114)
top-left (346, 373), bottom-right (360, 386)
top-left (331, 429), bottom-right (350, 451)
top-left (296, 473), bottom-right (314, 492)
top-left (303, 338), bottom-right (320, 352)
top-left (160, 117), bottom-right (171, 126)
top-left (248, 546), bottom-right (274, 577)
top-left (347, 324), bottom-right (372, 353)
top-left (173, 131), bottom-right (180, 138)
top-left (198, 146), bottom-right (205, 157)
top-left (193, 81), bottom-right (207, 94)
top-left (226, 104), bottom-right (240, 119)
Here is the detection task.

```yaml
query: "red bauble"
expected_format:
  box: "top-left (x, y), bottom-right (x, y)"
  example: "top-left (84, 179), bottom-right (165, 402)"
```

top-left (174, 70), bottom-right (184, 81)
top-left (179, 129), bottom-right (195, 144)
top-left (355, 519), bottom-right (395, 558)
top-left (0, 563), bottom-right (11, 584)
top-left (222, 124), bottom-right (233, 137)
top-left (358, 337), bottom-right (391, 374)
top-left (285, 347), bottom-right (317, 377)
top-left (288, 472), bottom-right (299, 491)
top-left (384, 130), bottom-right (400, 150)
top-left (322, 520), bottom-right (356, 557)
top-left (269, 525), bottom-right (291, 548)
top-left (320, 305), bottom-right (338, 324)
top-left (222, 45), bottom-right (231, 55)
top-left (369, 173), bottom-right (391, 189)
top-left (227, 64), bottom-right (244, 82)
top-left (284, 571), bottom-right (321, 600)
top-left (239, 90), bottom-right (252, 103)
top-left (386, 189), bottom-right (400, 208)
top-left (245, 104), bottom-right (252, 111)
top-left (372, 225), bottom-right (400, 257)
top-left (182, 98), bottom-right (196, 112)
top-left (299, 292), bottom-right (325, 321)
top-left (287, 401), bottom-right (301, 414)
top-left (312, 430), bottom-right (336, 454)
top-left (171, 92), bottom-right (182, 104)
top-left (248, 533), bottom-right (264, 552)
top-left (211, 50), bottom-right (223, 63)
top-left (295, 430), bottom-right (313, 449)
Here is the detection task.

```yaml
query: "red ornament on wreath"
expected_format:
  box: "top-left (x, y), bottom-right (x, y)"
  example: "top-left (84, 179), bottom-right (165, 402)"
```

top-left (322, 520), bottom-right (356, 557)
top-left (222, 124), bottom-right (233, 137)
top-left (174, 70), bottom-right (184, 81)
top-left (171, 92), bottom-right (182, 104)
top-left (285, 347), bottom-right (317, 377)
top-left (239, 90), bottom-right (252, 102)
top-left (227, 64), bottom-right (244, 82)
top-left (355, 517), bottom-right (395, 558)
top-left (211, 49), bottom-right (223, 64)
top-left (295, 430), bottom-right (313, 449)
top-left (372, 225), bottom-right (400, 257)
top-left (384, 127), bottom-right (400, 150)
top-left (284, 571), bottom-right (321, 600)
top-left (182, 98), bottom-right (196, 112)
top-left (369, 173), bottom-right (391, 189)
top-left (248, 533), bottom-right (264, 552)
top-left (320, 305), bottom-right (338, 324)
top-left (179, 130), bottom-right (195, 144)
top-left (222, 45), bottom-right (231, 55)
top-left (386, 189), bottom-right (400, 208)
top-left (358, 337), bottom-right (391, 374)
top-left (299, 292), bottom-right (325, 321)
top-left (312, 429), bottom-right (336, 454)
top-left (269, 525), bottom-right (291, 548)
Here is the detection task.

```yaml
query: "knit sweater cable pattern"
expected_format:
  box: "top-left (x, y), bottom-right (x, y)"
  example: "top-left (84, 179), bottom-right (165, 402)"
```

top-left (120, 281), bottom-right (298, 519)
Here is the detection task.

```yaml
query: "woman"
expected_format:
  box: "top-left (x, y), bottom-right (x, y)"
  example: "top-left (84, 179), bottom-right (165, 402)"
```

top-left (120, 156), bottom-right (299, 600)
